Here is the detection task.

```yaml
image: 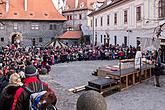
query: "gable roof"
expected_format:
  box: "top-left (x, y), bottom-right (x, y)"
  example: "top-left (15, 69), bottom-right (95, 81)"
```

top-left (58, 30), bottom-right (82, 39)
top-left (0, 0), bottom-right (66, 21)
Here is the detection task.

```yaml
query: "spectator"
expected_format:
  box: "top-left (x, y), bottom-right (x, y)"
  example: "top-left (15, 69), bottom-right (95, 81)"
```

top-left (0, 73), bottom-right (23, 110)
top-left (11, 65), bottom-right (55, 110)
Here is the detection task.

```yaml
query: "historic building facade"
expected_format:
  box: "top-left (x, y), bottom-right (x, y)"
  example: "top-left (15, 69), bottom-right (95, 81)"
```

top-left (89, 0), bottom-right (165, 47)
top-left (0, 0), bottom-right (66, 46)
top-left (62, 0), bottom-right (104, 43)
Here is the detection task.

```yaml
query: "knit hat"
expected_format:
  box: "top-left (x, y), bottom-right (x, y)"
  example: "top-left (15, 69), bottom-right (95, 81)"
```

top-left (9, 73), bottom-right (23, 86)
top-left (25, 65), bottom-right (38, 77)
top-left (40, 68), bottom-right (47, 75)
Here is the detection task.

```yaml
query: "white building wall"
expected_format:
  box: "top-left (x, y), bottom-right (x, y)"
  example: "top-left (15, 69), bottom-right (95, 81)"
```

top-left (92, 0), bottom-right (165, 47)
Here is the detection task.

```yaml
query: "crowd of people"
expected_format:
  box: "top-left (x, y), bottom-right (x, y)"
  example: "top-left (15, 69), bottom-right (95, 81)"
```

top-left (0, 43), bottom-right (137, 109)
top-left (50, 44), bottom-right (137, 63)
top-left (0, 43), bottom-right (163, 109)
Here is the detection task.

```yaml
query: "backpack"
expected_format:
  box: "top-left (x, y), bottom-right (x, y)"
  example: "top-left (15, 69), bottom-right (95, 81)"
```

top-left (23, 84), bottom-right (57, 110)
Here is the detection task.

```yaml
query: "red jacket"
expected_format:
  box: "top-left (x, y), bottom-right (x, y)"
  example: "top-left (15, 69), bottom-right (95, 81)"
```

top-left (12, 77), bottom-right (49, 110)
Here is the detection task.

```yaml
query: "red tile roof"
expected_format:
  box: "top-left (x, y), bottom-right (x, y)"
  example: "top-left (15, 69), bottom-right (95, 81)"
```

top-left (0, 0), bottom-right (66, 21)
top-left (58, 31), bottom-right (82, 39)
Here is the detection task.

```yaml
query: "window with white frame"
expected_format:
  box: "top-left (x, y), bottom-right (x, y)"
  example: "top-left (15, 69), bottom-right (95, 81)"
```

top-left (114, 36), bottom-right (117, 45)
top-left (101, 35), bottom-right (103, 43)
top-left (114, 13), bottom-right (117, 25)
top-left (107, 15), bottom-right (110, 26)
top-left (31, 23), bottom-right (39, 30)
top-left (101, 17), bottom-right (103, 26)
top-left (124, 10), bottom-right (128, 23)
top-left (13, 23), bottom-right (18, 30)
top-left (95, 18), bottom-right (97, 27)
top-left (136, 6), bottom-right (141, 21)
top-left (0, 23), bottom-right (4, 30)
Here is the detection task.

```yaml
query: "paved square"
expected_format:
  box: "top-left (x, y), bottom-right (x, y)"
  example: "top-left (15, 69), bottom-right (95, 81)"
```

top-left (41, 61), bottom-right (165, 110)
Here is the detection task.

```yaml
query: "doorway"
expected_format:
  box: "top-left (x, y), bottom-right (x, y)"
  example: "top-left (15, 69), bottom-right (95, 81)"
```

top-left (11, 34), bottom-right (17, 44)
top-left (32, 38), bottom-right (36, 46)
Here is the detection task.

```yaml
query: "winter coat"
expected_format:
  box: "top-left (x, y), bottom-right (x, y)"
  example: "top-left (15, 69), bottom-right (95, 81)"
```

top-left (11, 76), bottom-right (49, 110)
top-left (0, 84), bottom-right (20, 110)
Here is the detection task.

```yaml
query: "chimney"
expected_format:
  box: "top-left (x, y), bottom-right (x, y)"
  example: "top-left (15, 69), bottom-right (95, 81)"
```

top-left (24, 0), bottom-right (28, 11)
top-left (6, 0), bottom-right (9, 12)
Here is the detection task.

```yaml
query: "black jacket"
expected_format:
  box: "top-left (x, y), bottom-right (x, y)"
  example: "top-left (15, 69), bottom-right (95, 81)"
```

top-left (0, 84), bottom-right (20, 110)
top-left (154, 64), bottom-right (162, 76)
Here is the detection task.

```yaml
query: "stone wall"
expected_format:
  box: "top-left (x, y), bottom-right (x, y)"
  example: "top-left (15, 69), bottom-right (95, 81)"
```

top-left (0, 20), bottom-right (66, 46)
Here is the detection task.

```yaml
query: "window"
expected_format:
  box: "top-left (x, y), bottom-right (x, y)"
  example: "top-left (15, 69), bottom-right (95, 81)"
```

top-left (91, 20), bottom-right (93, 27)
top-left (95, 32), bottom-right (97, 46)
top-left (13, 23), bottom-right (18, 30)
top-left (49, 24), bottom-right (57, 30)
top-left (136, 6), bottom-right (141, 21)
top-left (0, 13), bottom-right (2, 17)
top-left (124, 10), bottom-right (128, 23)
top-left (0, 24), bottom-right (4, 30)
top-left (101, 35), bottom-right (102, 43)
top-left (107, 15), bottom-right (109, 26)
top-left (70, 15), bottom-right (72, 20)
top-left (31, 23), bottom-right (39, 30)
top-left (114, 13), bottom-right (117, 25)
top-left (158, 0), bottom-right (165, 18)
top-left (79, 14), bottom-right (82, 19)
top-left (95, 18), bottom-right (97, 27)
top-left (104, 35), bottom-right (106, 44)
top-left (124, 36), bottom-right (127, 46)
top-left (67, 15), bottom-right (70, 20)
top-left (39, 38), bottom-right (42, 42)
top-left (137, 37), bottom-right (140, 47)
top-left (49, 24), bottom-right (53, 30)
top-left (1, 37), bottom-right (3, 42)
top-left (53, 24), bottom-right (57, 29)
top-left (161, 39), bottom-right (165, 42)
top-left (114, 36), bottom-right (117, 45)
top-left (101, 17), bottom-right (103, 26)
top-left (32, 38), bottom-right (35, 46)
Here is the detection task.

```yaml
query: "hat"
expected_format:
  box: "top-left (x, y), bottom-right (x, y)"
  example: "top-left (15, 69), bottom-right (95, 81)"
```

top-left (40, 68), bottom-right (47, 75)
top-left (25, 65), bottom-right (38, 77)
top-left (9, 73), bottom-right (23, 86)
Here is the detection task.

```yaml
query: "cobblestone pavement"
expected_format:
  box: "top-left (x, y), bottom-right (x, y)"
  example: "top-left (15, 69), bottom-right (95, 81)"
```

top-left (41, 60), bottom-right (165, 110)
